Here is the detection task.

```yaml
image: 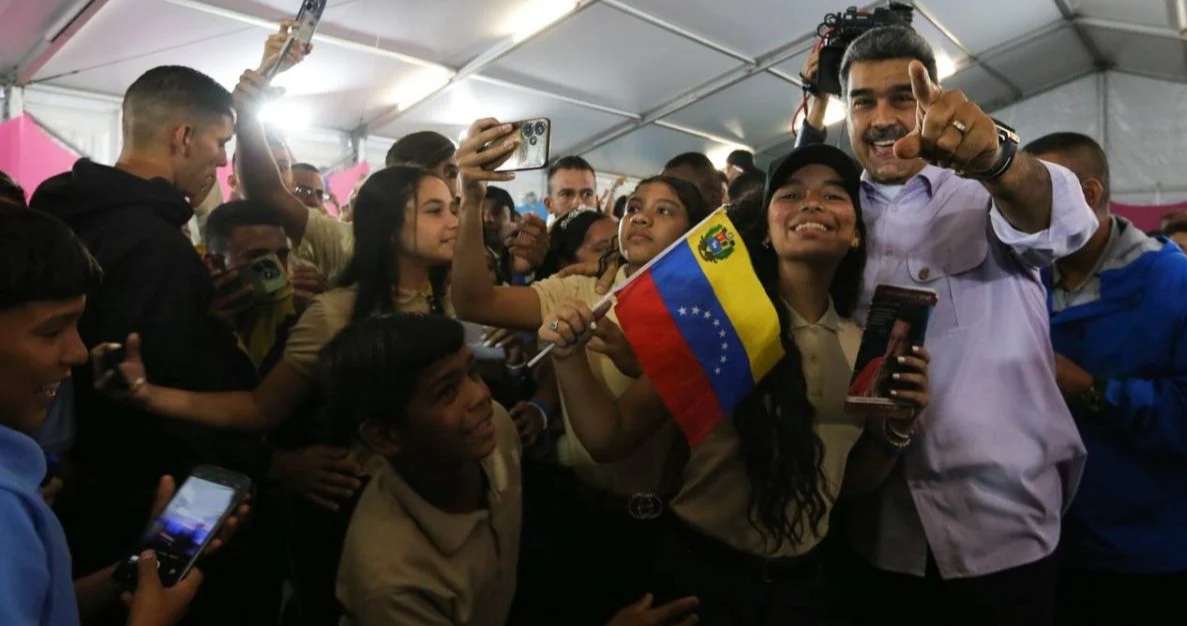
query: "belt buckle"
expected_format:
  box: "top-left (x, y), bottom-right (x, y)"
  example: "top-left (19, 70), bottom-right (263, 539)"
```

top-left (627, 492), bottom-right (663, 520)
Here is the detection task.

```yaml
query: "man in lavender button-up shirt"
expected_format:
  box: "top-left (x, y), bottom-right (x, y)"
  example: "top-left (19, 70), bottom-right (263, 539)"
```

top-left (834, 26), bottom-right (1098, 626)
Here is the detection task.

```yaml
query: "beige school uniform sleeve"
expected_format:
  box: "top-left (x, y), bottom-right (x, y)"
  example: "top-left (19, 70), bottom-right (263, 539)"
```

top-left (295, 208), bottom-right (354, 281)
top-left (529, 274), bottom-right (598, 316)
top-left (282, 287), bottom-right (357, 379)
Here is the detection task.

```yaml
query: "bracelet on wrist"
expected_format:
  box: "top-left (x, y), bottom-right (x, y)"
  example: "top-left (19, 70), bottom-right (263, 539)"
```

top-left (527, 400), bottom-right (554, 430)
top-left (878, 419), bottom-right (914, 455)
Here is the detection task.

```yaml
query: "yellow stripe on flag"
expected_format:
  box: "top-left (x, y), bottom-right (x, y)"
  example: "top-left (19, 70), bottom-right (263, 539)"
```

top-left (685, 210), bottom-right (784, 383)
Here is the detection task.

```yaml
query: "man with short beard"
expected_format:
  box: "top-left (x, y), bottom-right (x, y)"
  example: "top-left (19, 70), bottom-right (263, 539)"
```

top-left (834, 25), bottom-right (1098, 626)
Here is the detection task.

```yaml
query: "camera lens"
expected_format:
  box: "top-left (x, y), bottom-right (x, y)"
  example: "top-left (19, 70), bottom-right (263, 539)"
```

top-left (529, 136), bottom-right (537, 146)
top-left (522, 124), bottom-right (534, 138)
top-left (534, 121), bottom-right (546, 136)
top-left (253, 261), bottom-right (279, 280)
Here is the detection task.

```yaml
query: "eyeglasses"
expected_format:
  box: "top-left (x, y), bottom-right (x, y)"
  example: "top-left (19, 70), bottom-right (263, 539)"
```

top-left (293, 185), bottom-right (326, 202)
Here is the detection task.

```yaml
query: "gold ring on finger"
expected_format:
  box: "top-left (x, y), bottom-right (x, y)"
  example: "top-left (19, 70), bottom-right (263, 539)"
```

top-left (950, 120), bottom-right (969, 134)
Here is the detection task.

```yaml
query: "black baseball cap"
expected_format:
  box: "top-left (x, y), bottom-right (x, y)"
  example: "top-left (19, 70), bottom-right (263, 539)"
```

top-left (762, 144), bottom-right (863, 213)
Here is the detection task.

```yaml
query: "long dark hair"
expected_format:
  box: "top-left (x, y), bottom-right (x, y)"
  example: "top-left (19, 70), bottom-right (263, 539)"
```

top-left (732, 187), bottom-right (867, 552)
top-left (319, 314), bottom-right (465, 434)
top-left (537, 209), bottom-right (611, 279)
top-left (385, 131), bottom-right (456, 169)
top-left (338, 166), bottom-right (449, 321)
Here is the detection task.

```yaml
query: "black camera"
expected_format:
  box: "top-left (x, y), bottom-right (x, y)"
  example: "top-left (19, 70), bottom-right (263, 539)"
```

top-left (814, 3), bottom-right (915, 97)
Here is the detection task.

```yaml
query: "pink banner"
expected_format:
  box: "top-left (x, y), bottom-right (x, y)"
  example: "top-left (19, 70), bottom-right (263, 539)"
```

top-left (0, 114), bottom-right (81, 201)
top-left (1111, 201), bottom-right (1187, 234)
top-left (325, 162), bottom-right (370, 217)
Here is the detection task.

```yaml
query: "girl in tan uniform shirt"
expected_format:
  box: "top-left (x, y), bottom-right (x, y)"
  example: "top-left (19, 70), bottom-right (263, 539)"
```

top-left (454, 144), bottom-right (713, 622)
top-left (539, 145), bottom-right (932, 626)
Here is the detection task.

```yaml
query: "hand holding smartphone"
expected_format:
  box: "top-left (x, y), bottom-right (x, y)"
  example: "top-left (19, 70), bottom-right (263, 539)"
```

top-left (481, 118), bottom-right (552, 172)
top-left (112, 466), bottom-right (252, 589)
top-left (263, 0), bottom-right (326, 79)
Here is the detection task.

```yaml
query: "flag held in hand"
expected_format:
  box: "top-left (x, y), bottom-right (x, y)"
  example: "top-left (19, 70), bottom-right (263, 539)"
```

top-left (614, 209), bottom-right (784, 446)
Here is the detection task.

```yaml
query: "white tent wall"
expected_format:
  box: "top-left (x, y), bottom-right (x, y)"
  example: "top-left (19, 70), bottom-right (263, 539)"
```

top-left (993, 70), bottom-right (1187, 206)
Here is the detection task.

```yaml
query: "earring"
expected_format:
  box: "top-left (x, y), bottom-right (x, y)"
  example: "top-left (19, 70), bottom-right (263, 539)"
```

top-left (851, 238), bottom-right (861, 249)
top-left (762, 237), bottom-right (771, 249)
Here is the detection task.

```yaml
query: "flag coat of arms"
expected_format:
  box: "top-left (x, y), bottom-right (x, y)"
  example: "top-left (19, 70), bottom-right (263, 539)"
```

top-left (614, 209), bottom-right (785, 446)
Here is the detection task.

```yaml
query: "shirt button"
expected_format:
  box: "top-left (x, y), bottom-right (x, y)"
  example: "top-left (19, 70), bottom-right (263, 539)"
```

top-left (918, 267), bottom-right (931, 280)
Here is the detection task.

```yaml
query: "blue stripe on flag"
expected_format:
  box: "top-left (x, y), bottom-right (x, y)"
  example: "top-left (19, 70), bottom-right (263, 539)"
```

top-left (649, 244), bottom-right (756, 415)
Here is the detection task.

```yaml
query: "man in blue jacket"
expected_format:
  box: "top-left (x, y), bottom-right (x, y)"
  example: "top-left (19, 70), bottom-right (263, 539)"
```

top-left (1025, 132), bottom-right (1187, 625)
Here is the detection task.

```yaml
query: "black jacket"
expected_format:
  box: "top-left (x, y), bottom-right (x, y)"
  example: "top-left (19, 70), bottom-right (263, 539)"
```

top-left (31, 160), bottom-right (267, 575)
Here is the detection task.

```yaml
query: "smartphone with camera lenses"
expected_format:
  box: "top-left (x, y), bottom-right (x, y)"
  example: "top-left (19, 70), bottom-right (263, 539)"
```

top-left (264, 0), bottom-right (327, 79)
top-left (486, 118), bottom-right (552, 172)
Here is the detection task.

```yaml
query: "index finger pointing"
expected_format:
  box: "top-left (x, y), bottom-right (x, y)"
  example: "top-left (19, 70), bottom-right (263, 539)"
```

top-left (908, 60), bottom-right (940, 107)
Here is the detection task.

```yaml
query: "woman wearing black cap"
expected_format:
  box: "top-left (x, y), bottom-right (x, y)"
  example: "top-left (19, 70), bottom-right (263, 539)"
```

top-left (539, 144), bottom-right (931, 625)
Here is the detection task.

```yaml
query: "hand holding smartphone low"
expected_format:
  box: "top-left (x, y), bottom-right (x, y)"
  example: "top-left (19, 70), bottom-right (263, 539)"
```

top-left (122, 551), bottom-right (204, 626)
top-left (112, 468), bottom-right (252, 591)
top-left (144, 475), bottom-right (253, 560)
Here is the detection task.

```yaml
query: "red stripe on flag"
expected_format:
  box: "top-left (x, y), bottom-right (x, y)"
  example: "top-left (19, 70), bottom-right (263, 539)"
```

top-left (616, 271), bottom-right (724, 446)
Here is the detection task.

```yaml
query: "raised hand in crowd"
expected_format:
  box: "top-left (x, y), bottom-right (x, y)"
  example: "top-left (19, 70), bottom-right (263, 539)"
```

top-left (260, 19), bottom-right (311, 75)
top-left (458, 118), bottom-right (521, 200)
top-left (508, 212), bottom-right (549, 274)
top-left (892, 60), bottom-right (1001, 175)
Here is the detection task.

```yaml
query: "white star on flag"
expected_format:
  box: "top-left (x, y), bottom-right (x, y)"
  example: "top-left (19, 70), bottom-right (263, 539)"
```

top-left (678, 306), bottom-right (687, 316)
top-left (719, 330), bottom-right (726, 337)
top-left (713, 319), bottom-right (720, 327)
top-left (721, 343), bottom-right (728, 350)
top-left (691, 306), bottom-right (700, 315)
top-left (703, 311), bottom-right (712, 319)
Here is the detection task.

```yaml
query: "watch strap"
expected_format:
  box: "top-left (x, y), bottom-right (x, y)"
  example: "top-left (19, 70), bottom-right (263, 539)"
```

top-left (956, 119), bottom-right (1019, 181)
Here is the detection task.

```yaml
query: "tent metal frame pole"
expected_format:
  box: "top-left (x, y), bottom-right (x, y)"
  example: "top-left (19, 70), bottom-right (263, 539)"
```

top-left (2, 85), bottom-right (23, 120)
top-left (565, 29), bottom-right (829, 157)
top-left (911, 0), bottom-right (1023, 99)
top-left (1052, 0), bottom-right (1109, 64)
top-left (15, 0), bottom-right (114, 85)
top-left (1098, 71), bottom-right (1109, 153)
top-left (1075, 16), bottom-right (1187, 41)
top-left (357, 0), bottom-right (603, 135)
top-left (162, 0), bottom-right (629, 129)
top-left (24, 111), bottom-right (91, 157)
top-left (598, 0), bottom-right (807, 88)
top-left (160, 0), bottom-right (449, 70)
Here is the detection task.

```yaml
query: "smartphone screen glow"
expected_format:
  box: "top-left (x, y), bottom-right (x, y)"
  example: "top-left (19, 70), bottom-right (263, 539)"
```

top-left (140, 478), bottom-right (235, 560)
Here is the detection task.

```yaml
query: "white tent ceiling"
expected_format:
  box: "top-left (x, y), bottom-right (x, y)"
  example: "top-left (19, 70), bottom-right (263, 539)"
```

top-left (3, 0), bottom-right (1187, 180)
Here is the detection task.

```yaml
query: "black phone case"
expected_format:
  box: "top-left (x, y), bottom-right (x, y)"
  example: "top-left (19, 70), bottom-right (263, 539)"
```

top-left (111, 466), bottom-right (251, 589)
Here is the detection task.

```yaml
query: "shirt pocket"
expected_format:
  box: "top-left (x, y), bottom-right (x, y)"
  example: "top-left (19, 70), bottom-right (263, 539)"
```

top-left (906, 223), bottom-right (989, 333)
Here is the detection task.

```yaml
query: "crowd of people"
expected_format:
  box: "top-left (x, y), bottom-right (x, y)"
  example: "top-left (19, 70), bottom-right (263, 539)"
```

top-left (1, 17), bottom-right (1184, 626)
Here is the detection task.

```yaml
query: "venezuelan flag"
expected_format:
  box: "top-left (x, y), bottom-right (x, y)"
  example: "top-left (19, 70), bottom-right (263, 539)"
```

top-left (614, 209), bottom-right (785, 446)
